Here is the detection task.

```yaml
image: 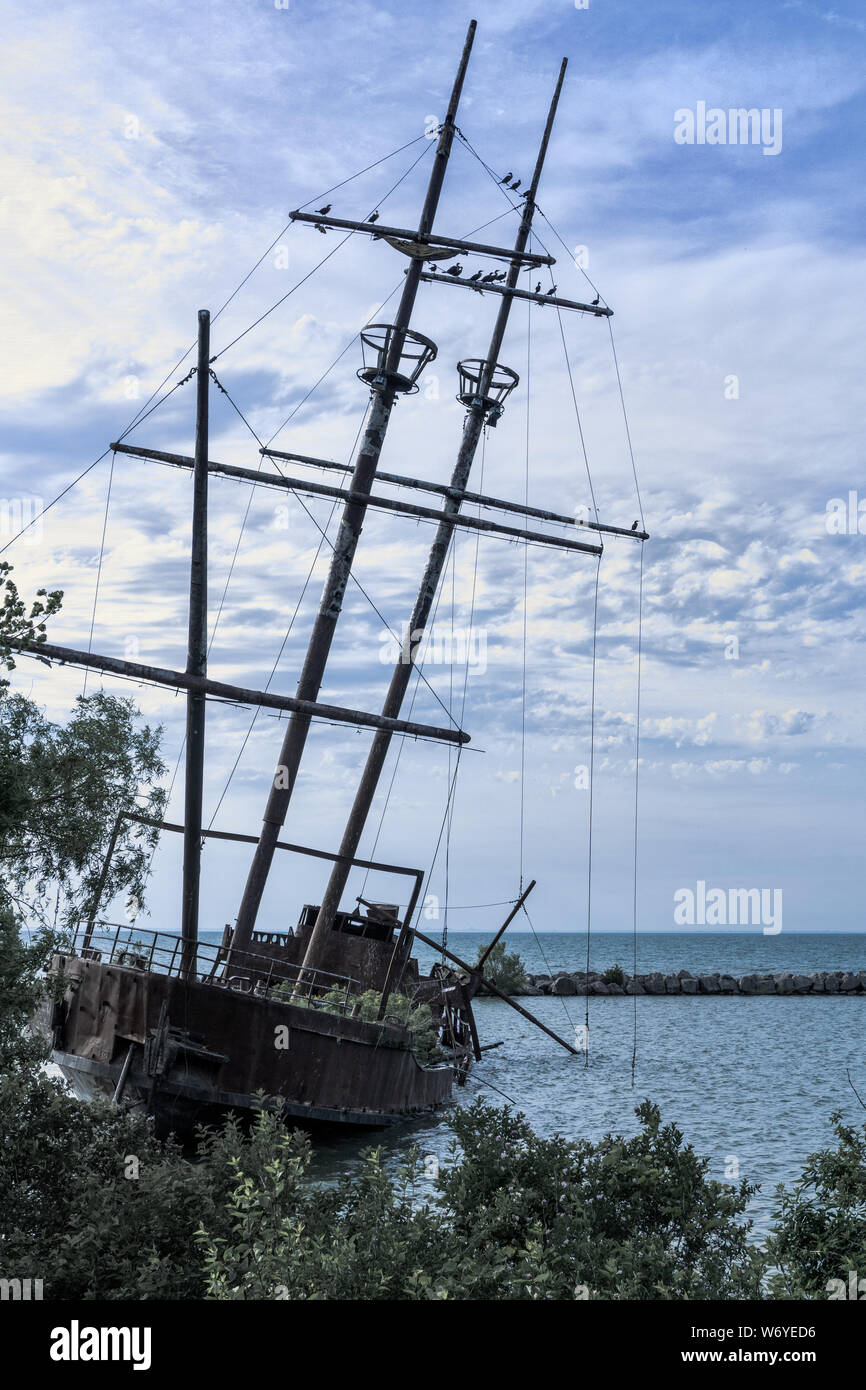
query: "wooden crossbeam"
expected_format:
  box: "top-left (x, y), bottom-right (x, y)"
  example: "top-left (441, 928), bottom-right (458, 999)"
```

top-left (410, 925), bottom-right (579, 1056)
top-left (289, 211), bottom-right (554, 267)
top-left (260, 447), bottom-right (576, 526)
top-left (10, 640), bottom-right (469, 745)
top-left (253, 473), bottom-right (603, 555)
top-left (111, 442), bottom-right (648, 541)
top-left (417, 270), bottom-right (612, 316)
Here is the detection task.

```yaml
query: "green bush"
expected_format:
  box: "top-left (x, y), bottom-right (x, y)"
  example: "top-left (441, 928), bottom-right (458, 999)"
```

top-left (603, 963), bottom-right (625, 987)
top-left (5, 898), bottom-right (866, 1301)
top-left (473, 939), bottom-right (528, 995)
top-left (765, 1110), bottom-right (866, 1298)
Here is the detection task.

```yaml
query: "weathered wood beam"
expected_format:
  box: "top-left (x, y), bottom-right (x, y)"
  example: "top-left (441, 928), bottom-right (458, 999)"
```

top-left (476, 879), bottom-right (536, 970)
top-left (418, 271), bottom-right (612, 316)
top-left (289, 211), bottom-right (555, 267)
top-left (110, 443), bottom-right (648, 541)
top-left (10, 640), bottom-right (469, 744)
top-left (261, 447), bottom-right (578, 525)
top-left (269, 475), bottom-right (602, 554)
top-left (411, 926), bottom-right (579, 1056)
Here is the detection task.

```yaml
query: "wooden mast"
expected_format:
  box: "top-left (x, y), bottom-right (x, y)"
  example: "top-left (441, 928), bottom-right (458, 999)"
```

top-left (230, 19), bottom-right (477, 951)
top-left (299, 61), bottom-right (569, 979)
top-left (181, 309), bottom-right (210, 976)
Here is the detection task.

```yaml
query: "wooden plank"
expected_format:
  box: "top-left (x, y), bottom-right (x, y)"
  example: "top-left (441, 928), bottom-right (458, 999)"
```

top-left (289, 211), bottom-right (555, 267)
top-left (411, 927), bottom-right (579, 1055)
top-left (418, 270), bottom-right (612, 316)
top-left (10, 639), bottom-right (469, 744)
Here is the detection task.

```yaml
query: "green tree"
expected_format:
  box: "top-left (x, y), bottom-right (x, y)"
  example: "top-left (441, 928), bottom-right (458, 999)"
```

top-left (0, 690), bottom-right (167, 930)
top-left (0, 561), bottom-right (62, 688)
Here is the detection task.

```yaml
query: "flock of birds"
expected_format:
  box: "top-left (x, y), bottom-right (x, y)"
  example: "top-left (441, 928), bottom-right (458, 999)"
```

top-left (308, 177), bottom-right (605, 307)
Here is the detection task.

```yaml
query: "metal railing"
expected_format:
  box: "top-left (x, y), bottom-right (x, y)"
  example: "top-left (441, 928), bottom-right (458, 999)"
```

top-left (68, 921), bottom-right (360, 1014)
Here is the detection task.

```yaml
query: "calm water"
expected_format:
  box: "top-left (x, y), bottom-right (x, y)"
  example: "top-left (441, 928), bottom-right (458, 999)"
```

top-left (248, 930), bottom-right (866, 1242)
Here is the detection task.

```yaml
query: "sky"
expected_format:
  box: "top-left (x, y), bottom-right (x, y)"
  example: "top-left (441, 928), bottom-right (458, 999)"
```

top-left (1, 0), bottom-right (865, 940)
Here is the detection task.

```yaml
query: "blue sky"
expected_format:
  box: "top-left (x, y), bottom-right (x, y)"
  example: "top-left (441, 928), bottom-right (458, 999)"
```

top-left (2, 0), bottom-right (865, 938)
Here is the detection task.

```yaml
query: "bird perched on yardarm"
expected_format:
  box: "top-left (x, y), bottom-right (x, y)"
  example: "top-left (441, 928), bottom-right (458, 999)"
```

top-left (534, 282), bottom-right (542, 294)
top-left (631, 521), bottom-right (639, 531)
top-left (315, 204), bottom-right (331, 215)
top-left (446, 263), bottom-right (463, 276)
top-left (592, 295), bottom-right (600, 306)
top-left (367, 210), bottom-right (380, 224)
top-left (469, 270), bottom-right (483, 282)
top-left (510, 178), bottom-right (521, 191)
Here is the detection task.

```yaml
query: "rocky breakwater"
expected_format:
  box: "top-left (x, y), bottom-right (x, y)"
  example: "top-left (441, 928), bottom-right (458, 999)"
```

top-left (515, 969), bottom-right (866, 998)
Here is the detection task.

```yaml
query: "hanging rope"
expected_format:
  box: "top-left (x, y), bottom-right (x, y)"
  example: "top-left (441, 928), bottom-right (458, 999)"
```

top-left (82, 450), bottom-right (116, 696)
top-left (442, 536), bottom-right (457, 958)
top-left (519, 900), bottom-right (577, 1034)
top-left (204, 399), bottom-right (373, 828)
top-left (631, 542), bottom-right (644, 1086)
top-left (608, 319), bottom-right (645, 531)
top-left (517, 294), bottom-right (532, 892)
top-left (584, 552), bottom-right (602, 1067)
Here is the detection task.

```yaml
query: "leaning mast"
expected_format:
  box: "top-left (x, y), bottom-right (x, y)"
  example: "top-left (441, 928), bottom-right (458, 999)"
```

top-left (299, 61), bottom-right (572, 975)
top-left (230, 19), bottom-right (478, 951)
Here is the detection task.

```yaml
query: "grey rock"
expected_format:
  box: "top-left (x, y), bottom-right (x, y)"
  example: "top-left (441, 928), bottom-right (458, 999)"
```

top-left (664, 974), bottom-right (681, 994)
top-left (626, 980), bottom-right (645, 995)
top-left (588, 980), bottom-right (610, 995)
top-left (739, 974), bottom-right (775, 995)
top-left (552, 975), bottom-right (577, 996)
top-left (677, 969), bottom-right (694, 980)
top-left (718, 974), bottom-right (740, 993)
top-left (792, 974), bottom-right (813, 994)
top-left (824, 973), bottom-right (841, 994)
top-left (841, 972), bottom-right (860, 993)
top-left (699, 974), bottom-right (721, 994)
top-left (774, 973), bottom-right (795, 995)
top-left (680, 978), bottom-right (699, 995)
top-left (643, 973), bottom-right (666, 995)
top-left (606, 982), bottom-right (626, 996)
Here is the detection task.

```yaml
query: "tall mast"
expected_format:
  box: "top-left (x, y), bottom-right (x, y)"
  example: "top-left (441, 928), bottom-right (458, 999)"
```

top-left (231, 19), bottom-right (477, 950)
top-left (299, 61), bottom-right (569, 976)
top-left (181, 309), bottom-right (210, 975)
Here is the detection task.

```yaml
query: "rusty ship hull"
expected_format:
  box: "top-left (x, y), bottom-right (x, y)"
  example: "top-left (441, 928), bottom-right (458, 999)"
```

top-left (47, 940), bottom-right (455, 1137)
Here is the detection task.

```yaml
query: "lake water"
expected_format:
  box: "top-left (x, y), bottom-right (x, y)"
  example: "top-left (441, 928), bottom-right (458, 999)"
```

top-left (257, 930), bottom-right (866, 1242)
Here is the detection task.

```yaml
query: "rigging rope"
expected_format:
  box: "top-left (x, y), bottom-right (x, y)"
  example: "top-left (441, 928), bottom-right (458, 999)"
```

top-left (1, 135), bottom-right (434, 556)
top-left (210, 140), bottom-right (434, 364)
top-left (442, 536), bottom-right (457, 956)
top-left (631, 542), bottom-right (645, 1085)
top-left (584, 552), bottom-right (602, 1067)
top-left (205, 395), bottom-right (373, 828)
top-left (608, 318), bottom-right (646, 531)
top-left (518, 288), bottom-right (531, 891)
top-left (202, 368), bottom-right (462, 732)
top-left (82, 450), bottom-right (116, 697)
